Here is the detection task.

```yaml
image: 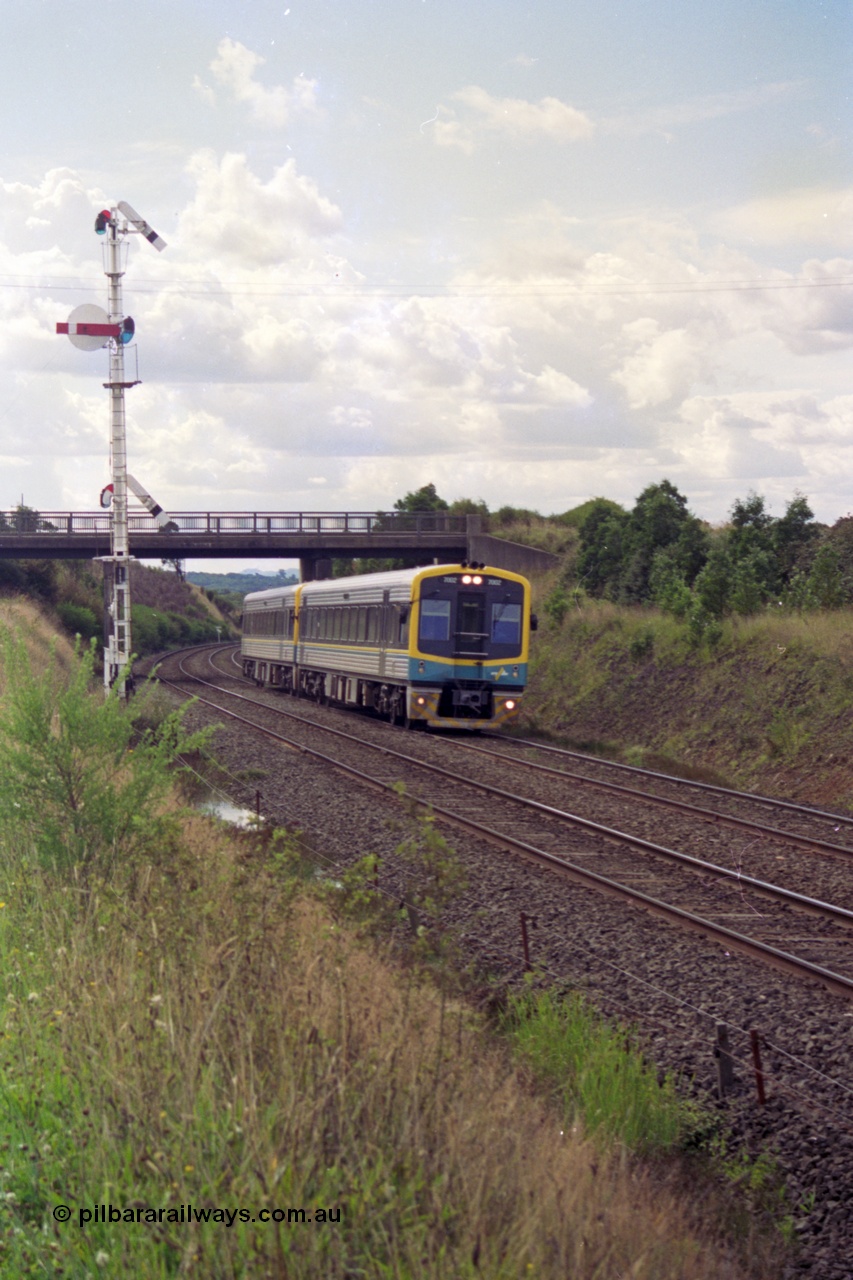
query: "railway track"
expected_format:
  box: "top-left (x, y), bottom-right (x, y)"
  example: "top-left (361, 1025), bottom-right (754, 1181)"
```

top-left (154, 644), bottom-right (853, 1001)
top-left (143, 643), bottom-right (853, 1276)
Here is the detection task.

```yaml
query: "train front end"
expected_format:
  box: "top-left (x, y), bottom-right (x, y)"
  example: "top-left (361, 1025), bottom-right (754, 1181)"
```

top-left (407, 565), bottom-right (530, 729)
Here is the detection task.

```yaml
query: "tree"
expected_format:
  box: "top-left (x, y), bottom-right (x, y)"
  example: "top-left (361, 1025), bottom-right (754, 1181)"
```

top-left (161, 556), bottom-right (185, 581)
top-left (806, 543), bottom-right (844, 609)
top-left (577, 499), bottom-right (630, 596)
top-left (728, 492), bottom-right (775, 566)
top-left (578, 480), bottom-right (708, 603)
top-left (729, 550), bottom-right (775, 615)
top-left (693, 544), bottom-right (734, 619)
top-left (449, 496), bottom-right (490, 517)
top-left (393, 483), bottom-right (449, 514)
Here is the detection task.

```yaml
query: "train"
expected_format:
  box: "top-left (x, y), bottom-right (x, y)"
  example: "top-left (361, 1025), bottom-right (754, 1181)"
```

top-left (240, 562), bottom-right (534, 729)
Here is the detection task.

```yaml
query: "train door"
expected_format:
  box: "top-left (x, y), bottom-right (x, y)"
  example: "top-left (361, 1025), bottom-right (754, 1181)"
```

top-left (378, 589), bottom-right (390, 676)
top-left (456, 592), bottom-right (487, 657)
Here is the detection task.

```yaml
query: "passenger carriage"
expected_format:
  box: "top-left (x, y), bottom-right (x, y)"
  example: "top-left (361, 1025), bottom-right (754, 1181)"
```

top-left (241, 563), bottom-right (532, 729)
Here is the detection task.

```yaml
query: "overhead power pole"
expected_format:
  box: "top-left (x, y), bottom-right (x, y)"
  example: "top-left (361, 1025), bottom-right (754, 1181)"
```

top-left (57, 201), bottom-right (166, 695)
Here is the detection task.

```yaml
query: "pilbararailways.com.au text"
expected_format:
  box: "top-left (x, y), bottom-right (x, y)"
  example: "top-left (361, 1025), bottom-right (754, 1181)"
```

top-left (53, 1204), bottom-right (341, 1229)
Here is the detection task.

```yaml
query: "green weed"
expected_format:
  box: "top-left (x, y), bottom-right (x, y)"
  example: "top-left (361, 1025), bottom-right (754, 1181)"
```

top-left (501, 987), bottom-right (704, 1154)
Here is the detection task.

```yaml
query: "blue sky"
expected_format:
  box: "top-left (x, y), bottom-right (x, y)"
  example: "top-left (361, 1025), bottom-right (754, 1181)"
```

top-left (1, 0), bottom-right (851, 572)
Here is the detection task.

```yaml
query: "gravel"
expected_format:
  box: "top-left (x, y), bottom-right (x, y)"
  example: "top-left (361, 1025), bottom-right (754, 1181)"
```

top-left (155, 647), bottom-right (853, 1280)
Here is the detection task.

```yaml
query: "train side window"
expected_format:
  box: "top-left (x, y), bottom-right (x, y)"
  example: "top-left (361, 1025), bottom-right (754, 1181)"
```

top-left (420, 599), bottom-right (451, 642)
top-left (366, 607), bottom-right (379, 643)
top-left (357, 607), bottom-right (367, 642)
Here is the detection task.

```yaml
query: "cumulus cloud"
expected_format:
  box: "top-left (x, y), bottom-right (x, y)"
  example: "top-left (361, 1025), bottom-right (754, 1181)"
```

top-left (175, 150), bottom-right (343, 267)
top-left (433, 86), bottom-right (593, 153)
top-left (612, 316), bottom-right (728, 408)
top-left (2, 143), bottom-right (853, 523)
top-left (198, 38), bottom-right (318, 129)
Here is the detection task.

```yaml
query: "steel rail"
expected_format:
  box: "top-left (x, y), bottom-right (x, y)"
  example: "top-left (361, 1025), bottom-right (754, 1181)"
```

top-left (439, 738), bottom-right (853, 860)
top-left (157, 653), bottom-right (853, 1002)
top-left (219, 639), bottom-right (852, 851)
top-left (189, 649), bottom-right (853, 926)
top-left (490, 733), bottom-right (853, 828)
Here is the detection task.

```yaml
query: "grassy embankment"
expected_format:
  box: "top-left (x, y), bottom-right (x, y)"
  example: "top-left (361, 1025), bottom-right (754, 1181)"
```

top-left (0, 600), bottom-right (786, 1277)
top-left (488, 510), bottom-right (853, 805)
top-left (520, 570), bottom-right (853, 810)
top-left (1, 556), bottom-right (237, 656)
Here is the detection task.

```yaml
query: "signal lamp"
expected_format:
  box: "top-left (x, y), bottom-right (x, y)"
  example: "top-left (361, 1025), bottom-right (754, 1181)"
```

top-left (120, 317), bottom-right (135, 344)
top-left (95, 209), bottom-right (112, 235)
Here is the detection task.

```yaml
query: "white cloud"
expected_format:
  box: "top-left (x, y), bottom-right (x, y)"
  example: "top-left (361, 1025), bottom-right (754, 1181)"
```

top-left (606, 81), bottom-right (803, 138)
top-left (612, 316), bottom-right (727, 409)
top-left (174, 150), bottom-right (343, 267)
top-left (202, 38), bottom-right (318, 129)
top-left (433, 86), bottom-right (593, 153)
top-left (713, 186), bottom-right (853, 248)
top-left (2, 143), bottom-right (852, 524)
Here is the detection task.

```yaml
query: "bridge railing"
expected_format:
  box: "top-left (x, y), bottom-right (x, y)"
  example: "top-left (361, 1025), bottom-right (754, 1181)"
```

top-left (0, 511), bottom-right (471, 537)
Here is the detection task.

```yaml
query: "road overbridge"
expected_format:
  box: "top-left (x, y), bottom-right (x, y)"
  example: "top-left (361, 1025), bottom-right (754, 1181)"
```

top-left (0, 510), bottom-right (557, 580)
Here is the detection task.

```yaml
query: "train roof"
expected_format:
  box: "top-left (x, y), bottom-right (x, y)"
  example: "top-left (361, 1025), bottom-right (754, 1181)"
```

top-left (243, 562), bottom-right (527, 607)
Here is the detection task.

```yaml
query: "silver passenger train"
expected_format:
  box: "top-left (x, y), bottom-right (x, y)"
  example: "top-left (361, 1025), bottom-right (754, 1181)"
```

top-left (241, 562), bottom-right (533, 729)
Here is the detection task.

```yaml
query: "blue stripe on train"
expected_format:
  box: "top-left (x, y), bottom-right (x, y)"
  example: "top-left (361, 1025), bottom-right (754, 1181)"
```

top-left (408, 658), bottom-right (527, 685)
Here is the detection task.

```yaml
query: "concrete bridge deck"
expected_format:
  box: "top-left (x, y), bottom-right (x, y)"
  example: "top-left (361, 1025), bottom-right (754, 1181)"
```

top-left (0, 510), bottom-right (557, 579)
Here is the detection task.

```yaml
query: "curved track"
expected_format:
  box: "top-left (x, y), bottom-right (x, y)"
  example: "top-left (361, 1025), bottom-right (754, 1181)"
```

top-left (142, 643), bottom-right (853, 1276)
top-left (154, 644), bottom-right (853, 1001)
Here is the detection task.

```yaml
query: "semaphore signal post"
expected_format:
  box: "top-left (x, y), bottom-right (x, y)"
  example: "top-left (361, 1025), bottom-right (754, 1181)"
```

top-left (56, 202), bottom-right (166, 696)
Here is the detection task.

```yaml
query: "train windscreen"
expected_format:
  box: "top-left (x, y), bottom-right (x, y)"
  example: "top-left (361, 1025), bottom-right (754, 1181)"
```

top-left (417, 575), bottom-right (525, 660)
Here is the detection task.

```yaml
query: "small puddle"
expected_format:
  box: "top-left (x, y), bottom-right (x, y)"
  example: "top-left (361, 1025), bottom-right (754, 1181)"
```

top-left (196, 797), bottom-right (257, 829)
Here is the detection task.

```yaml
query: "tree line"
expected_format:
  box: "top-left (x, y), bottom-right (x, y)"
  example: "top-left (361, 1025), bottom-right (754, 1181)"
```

top-left (566, 481), bottom-right (853, 636)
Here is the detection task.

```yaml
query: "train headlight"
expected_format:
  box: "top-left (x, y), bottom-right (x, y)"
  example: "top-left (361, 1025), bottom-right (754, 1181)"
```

top-left (416, 696), bottom-right (426, 706)
top-left (462, 574), bottom-right (472, 584)
top-left (505, 699), bottom-right (516, 711)
top-left (472, 575), bottom-right (482, 585)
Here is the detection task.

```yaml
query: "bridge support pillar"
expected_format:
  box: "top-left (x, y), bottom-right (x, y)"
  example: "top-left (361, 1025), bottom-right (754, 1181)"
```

top-left (300, 556), bottom-right (333, 582)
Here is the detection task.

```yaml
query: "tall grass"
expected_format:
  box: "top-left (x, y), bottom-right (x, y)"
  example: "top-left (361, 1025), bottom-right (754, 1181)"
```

top-left (0, 825), bottom-right (769, 1279)
top-left (0, 616), bottom-right (780, 1277)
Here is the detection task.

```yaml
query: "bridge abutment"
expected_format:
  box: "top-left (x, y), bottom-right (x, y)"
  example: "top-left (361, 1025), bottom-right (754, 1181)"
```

top-left (299, 556), bottom-right (333, 582)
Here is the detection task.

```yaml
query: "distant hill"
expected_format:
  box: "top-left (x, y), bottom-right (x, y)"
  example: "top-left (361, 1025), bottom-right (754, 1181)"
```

top-left (187, 569), bottom-right (298, 605)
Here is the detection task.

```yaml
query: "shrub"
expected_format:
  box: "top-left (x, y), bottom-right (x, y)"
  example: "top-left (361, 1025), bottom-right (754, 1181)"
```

top-left (0, 629), bottom-right (212, 872)
top-left (56, 601), bottom-right (100, 640)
